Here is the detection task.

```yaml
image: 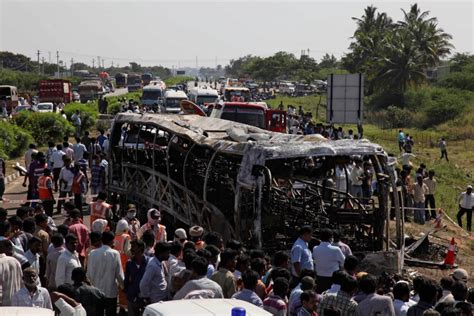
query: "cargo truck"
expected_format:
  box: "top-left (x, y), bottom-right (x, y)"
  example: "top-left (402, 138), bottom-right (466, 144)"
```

top-left (38, 79), bottom-right (73, 103)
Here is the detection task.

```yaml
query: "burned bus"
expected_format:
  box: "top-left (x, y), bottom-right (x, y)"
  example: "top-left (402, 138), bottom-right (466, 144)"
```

top-left (109, 113), bottom-right (404, 272)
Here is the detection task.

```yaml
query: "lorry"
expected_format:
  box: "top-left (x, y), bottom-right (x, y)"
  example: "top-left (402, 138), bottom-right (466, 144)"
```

top-left (187, 87), bottom-right (219, 107)
top-left (0, 85), bottom-right (19, 113)
top-left (210, 101), bottom-right (287, 133)
top-left (38, 79), bottom-right (73, 103)
top-left (162, 89), bottom-right (188, 113)
top-left (78, 79), bottom-right (103, 103)
top-left (141, 73), bottom-right (153, 86)
top-left (141, 85), bottom-right (164, 107)
top-left (127, 74), bottom-right (142, 92)
top-left (115, 73), bottom-right (128, 88)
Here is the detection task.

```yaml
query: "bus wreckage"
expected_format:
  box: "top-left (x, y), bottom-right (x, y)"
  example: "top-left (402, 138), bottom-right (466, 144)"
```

top-left (109, 113), bottom-right (404, 273)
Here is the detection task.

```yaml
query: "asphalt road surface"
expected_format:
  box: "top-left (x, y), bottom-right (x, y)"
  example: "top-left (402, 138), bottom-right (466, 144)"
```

top-left (2, 175), bottom-right (91, 229)
top-left (105, 87), bottom-right (129, 97)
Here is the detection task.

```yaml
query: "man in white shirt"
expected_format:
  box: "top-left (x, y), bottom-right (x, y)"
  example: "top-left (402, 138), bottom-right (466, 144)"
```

top-left (400, 153), bottom-right (416, 168)
top-left (12, 267), bottom-right (52, 309)
top-left (349, 158), bottom-right (364, 198)
top-left (56, 234), bottom-right (81, 287)
top-left (312, 228), bottom-right (345, 294)
top-left (393, 281), bottom-right (416, 316)
top-left (24, 144), bottom-right (38, 170)
top-left (51, 144), bottom-right (66, 192)
top-left (457, 185), bottom-right (474, 231)
top-left (72, 137), bottom-right (88, 162)
top-left (45, 233), bottom-right (65, 290)
top-left (0, 240), bottom-right (23, 306)
top-left (87, 231), bottom-right (124, 316)
top-left (63, 142), bottom-right (75, 162)
top-left (57, 157), bottom-right (74, 215)
top-left (25, 236), bottom-right (42, 285)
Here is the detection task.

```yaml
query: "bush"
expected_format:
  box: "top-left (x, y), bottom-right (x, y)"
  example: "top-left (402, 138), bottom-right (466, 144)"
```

top-left (14, 112), bottom-right (74, 146)
top-left (367, 92), bottom-right (404, 111)
top-left (0, 121), bottom-right (33, 159)
top-left (63, 103), bottom-right (98, 133)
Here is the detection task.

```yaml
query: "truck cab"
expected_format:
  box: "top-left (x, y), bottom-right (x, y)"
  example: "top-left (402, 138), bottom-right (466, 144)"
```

top-left (141, 85), bottom-right (164, 107)
top-left (162, 90), bottom-right (188, 113)
top-left (187, 87), bottom-right (219, 107)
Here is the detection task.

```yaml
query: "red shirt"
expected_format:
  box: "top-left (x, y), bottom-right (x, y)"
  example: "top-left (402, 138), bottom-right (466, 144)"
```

top-left (69, 219), bottom-right (90, 257)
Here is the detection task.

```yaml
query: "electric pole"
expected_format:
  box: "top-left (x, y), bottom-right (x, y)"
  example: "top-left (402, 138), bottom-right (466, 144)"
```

top-left (111, 61), bottom-right (114, 68)
top-left (195, 56), bottom-right (198, 71)
top-left (70, 58), bottom-right (74, 74)
top-left (92, 59), bottom-right (95, 69)
top-left (56, 51), bottom-right (60, 78)
top-left (97, 56), bottom-right (101, 71)
top-left (37, 50), bottom-right (41, 74)
top-left (41, 57), bottom-right (45, 75)
top-left (48, 51), bottom-right (51, 63)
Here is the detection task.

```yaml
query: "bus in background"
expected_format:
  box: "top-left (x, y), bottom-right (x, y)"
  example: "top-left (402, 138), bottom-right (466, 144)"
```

top-left (127, 74), bottom-right (142, 92)
top-left (223, 86), bottom-right (251, 102)
top-left (141, 73), bottom-right (153, 86)
top-left (141, 85), bottom-right (164, 108)
top-left (210, 101), bottom-right (287, 133)
top-left (187, 87), bottom-right (219, 107)
top-left (162, 90), bottom-right (188, 113)
top-left (115, 73), bottom-right (128, 88)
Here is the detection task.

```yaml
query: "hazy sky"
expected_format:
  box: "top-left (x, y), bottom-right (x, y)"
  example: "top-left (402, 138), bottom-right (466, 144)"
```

top-left (1, 0), bottom-right (472, 68)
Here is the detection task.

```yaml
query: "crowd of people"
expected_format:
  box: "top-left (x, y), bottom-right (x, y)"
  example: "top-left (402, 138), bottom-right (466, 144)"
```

top-left (1, 209), bottom-right (474, 316)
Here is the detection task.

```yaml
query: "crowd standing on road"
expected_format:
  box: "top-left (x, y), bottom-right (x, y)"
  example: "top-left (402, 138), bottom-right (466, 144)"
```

top-left (0, 98), bottom-right (473, 316)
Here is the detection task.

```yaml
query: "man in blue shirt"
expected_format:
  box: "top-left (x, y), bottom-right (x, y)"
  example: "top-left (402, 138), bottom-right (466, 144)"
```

top-left (232, 269), bottom-right (263, 307)
top-left (139, 242), bottom-right (171, 303)
top-left (291, 226), bottom-right (314, 280)
top-left (125, 240), bottom-right (149, 316)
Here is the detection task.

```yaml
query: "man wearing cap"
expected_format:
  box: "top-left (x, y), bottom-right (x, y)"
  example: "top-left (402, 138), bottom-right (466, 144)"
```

top-left (174, 228), bottom-right (187, 243)
top-left (137, 209), bottom-right (167, 242)
top-left (124, 204), bottom-right (140, 240)
top-left (457, 185), bottom-right (474, 231)
top-left (451, 268), bottom-right (468, 284)
top-left (189, 226), bottom-right (205, 250)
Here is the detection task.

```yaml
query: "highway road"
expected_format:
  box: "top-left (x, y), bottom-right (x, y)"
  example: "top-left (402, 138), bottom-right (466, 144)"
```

top-left (105, 87), bottom-right (129, 97)
top-left (2, 175), bottom-right (92, 228)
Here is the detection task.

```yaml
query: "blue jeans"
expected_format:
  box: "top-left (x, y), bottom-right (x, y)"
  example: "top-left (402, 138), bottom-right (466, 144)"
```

top-left (414, 202), bottom-right (425, 224)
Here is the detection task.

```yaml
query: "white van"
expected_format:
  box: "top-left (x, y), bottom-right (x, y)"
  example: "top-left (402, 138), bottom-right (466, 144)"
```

top-left (143, 299), bottom-right (271, 316)
top-left (141, 85), bottom-right (164, 107)
top-left (162, 90), bottom-right (188, 113)
top-left (279, 82), bottom-right (295, 95)
top-left (188, 87), bottom-right (219, 106)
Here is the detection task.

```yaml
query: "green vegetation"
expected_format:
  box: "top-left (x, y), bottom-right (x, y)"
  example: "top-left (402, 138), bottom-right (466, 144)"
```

top-left (13, 112), bottom-right (74, 146)
top-left (164, 76), bottom-right (194, 87)
top-left (63, 103), bottom-right (98, 133)
top-left (0, 68), bottom-right (46, 93)
top-left (267, 95), bottom-right (327, 121)
top-left (0, 121), bottom-right (33, 160)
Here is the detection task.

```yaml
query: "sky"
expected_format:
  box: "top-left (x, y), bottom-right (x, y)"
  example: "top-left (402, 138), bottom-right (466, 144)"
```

top-left (0, 0), bottom-right (473, 68)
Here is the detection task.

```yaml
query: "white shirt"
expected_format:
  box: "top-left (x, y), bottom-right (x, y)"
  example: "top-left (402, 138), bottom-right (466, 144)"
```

top-left (290, 238), bottom-right (314, 277)
top-left (55, 298), bottom-right (87, 316)
top-left (12, 286), bottom-right (52, 309)
top-left (59, 167), bottom-right (74, 192)
top-left (349, 166), bottom-right (364, 186)
top-left (25, 148), bottom-right (38, 169)
top-left (335, 166), bottom-right (347, 192)
top-left (393, 299), bottom-right (416, 316)
top-left (87, 245), bottom-right (124, 298)
top-left (72, 143), bottom-right (87, 161)
top-left (173, 276), bottom-right (224, 300)
top-left (51, 150), bottom-right (66, 169)
top-left (312, 241), bottom-right (345, 277)
top-left (25, 250), bottom-right (41, 286)
top-left (0, 253), bottom-right (23, 306)
top-left (55, 249), bottom-right (81, 287)
top-left (458, 192), bottom-right (474, 209)
top-left (46, 246), bottom-right (65, 289)
top-left (401, 153), bottom-right (415, 166)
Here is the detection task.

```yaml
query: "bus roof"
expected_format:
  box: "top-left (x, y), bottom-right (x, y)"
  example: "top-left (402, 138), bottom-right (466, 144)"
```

top-left (221, 102), bottom-right (267, 111)
top-left (143, 85), bottom-right (163, 91)
top-left (164, 90), bottom-right (187, 98)
top-left (0, 85), bottom-right (17, 89)
top-left (224, 86), bottom-right (249, 92)
top-left (113, 113), bottom-right (386, 159)
top-left (189, 87), bottom-right (218, 96)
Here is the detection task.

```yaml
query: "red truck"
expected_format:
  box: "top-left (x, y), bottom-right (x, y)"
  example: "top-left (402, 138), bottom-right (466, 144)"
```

top-left (38, 79), bottom-right (73, 103)
top-left (210, 102), bottom-right (287, 133)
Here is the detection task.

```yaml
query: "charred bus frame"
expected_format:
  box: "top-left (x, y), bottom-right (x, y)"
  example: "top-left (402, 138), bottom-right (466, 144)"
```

top-left (109, 113), bottom-right (404, 272)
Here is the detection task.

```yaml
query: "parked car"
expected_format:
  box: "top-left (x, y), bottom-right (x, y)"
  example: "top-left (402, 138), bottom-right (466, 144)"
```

top-left (12, 105), bottom-right (33, 117)
top-left (36, 102), bottom-right (55, 113)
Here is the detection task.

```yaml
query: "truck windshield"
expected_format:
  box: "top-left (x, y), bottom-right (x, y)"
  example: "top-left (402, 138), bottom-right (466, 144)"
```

top-left (165, 98), bottom-right (185, 108)
top-left (196, 95), bottom-right (218, 105)
top-left (142, 90), bottom-right (162, 100)
top-left (0, 87), bottom-right (12, 98)
top-left (221, 107), bottom-right (265, 129)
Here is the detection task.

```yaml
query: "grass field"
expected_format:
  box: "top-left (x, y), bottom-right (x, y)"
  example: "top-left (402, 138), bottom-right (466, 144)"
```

top-left (269, 94), bottom-right (473, 220)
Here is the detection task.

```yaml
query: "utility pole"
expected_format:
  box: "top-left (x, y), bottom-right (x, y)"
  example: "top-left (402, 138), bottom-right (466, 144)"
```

top-left (48, 51), bottom-right (51, 63)
top-left (97, 56), bottom-right (101, 71)
top-left (195, 56), bottom-right (198, 71)
top-left (56, 51), bottom-right (60, 78)
top-left (215, 56), bottom-right (217, 69)
top-left (92, 59), bottom-right (95, 69)
top-left (37, 50), bottom-right (41, 74)
top-left (111, 61), bottom-right (114, 68)
top-left (70, 58), bottom-right (74, 74)
top-left (41, 57), bottom-right (45, 75)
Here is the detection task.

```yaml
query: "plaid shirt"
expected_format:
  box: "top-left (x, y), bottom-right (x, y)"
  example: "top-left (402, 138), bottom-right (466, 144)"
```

top-left (318, 291), bottom-right (358, 316)
top-left (90, 164), bottom-right (104, 188)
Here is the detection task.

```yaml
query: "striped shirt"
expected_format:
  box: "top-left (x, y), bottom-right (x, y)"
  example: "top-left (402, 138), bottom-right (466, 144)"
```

top-left (264, 294), bottom-right (287, 316)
